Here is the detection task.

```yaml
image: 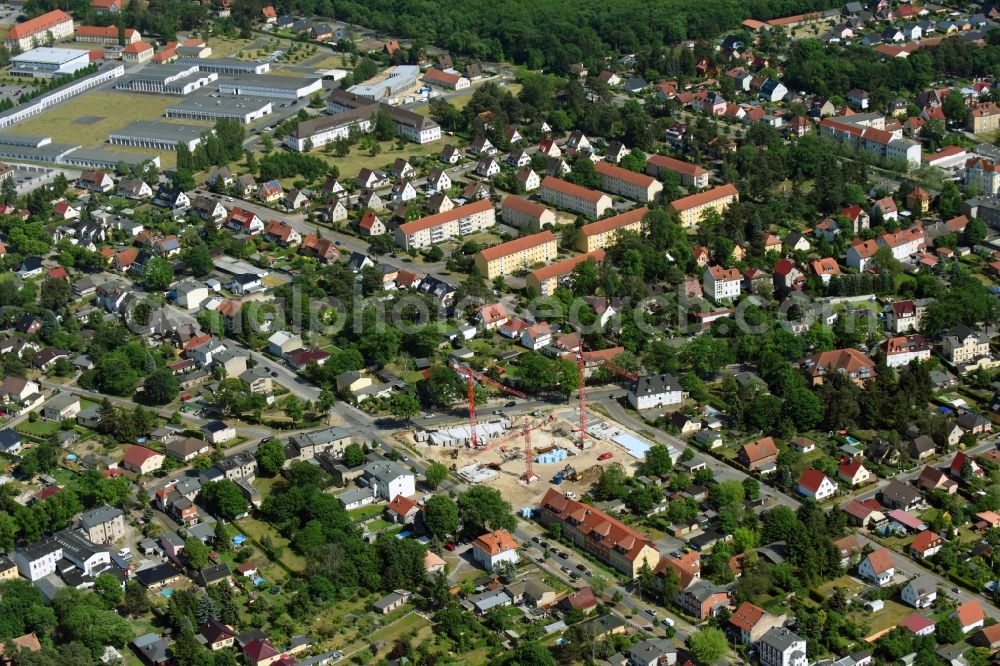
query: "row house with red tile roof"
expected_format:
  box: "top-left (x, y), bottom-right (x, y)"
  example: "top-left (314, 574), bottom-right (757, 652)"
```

top-left (819, 116), bottom-right (921, 167)
top-left (539, 488), bottom-right (659, 578)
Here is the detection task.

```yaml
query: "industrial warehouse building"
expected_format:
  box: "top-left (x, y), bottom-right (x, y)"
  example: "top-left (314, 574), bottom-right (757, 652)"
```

top-left (347, 64), bottom-right (420, 101)
top-left (217, 74), bottom-right (322, 100)
top-left (115, 63), bottom-right (217, 95)
top-left (109, 120), bottom-right (209, 151)
top-left (166, 94), bottom-right (272, 124)
top-left (177, 58), bottom-right (269, 75)
top-left (10, 47), bottom-right (91, 78)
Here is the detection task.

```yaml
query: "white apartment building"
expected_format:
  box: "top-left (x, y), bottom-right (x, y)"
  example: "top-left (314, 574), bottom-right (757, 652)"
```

top-left (703, 265), bottom-right (742, 300)
top-left (594, 160), bottom-right (663, 202)
top-left (394, 199), bottom-right (496, 250)
top-left (540, 176), bottom-right (612, 219)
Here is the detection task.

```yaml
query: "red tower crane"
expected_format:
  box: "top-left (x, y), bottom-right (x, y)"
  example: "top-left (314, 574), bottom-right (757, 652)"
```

top-left (449, 362), bottom-right (526, 449)
top-left (484, 416), bottom-right (552, 481)
top-left (573, 349), bottom-right (638, 449)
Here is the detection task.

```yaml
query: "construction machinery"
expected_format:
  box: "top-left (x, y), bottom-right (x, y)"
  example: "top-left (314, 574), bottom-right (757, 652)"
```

top-left (449, 361), bottom-right (526, 449)
top-left (573, 349), bottom-right (638, 449)
top-left (484, 415), bottom-right (553, 483)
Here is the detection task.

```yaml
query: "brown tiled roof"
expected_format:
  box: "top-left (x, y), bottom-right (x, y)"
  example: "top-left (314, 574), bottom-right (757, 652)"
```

top-left (669, 183), bottom-right (738, 212)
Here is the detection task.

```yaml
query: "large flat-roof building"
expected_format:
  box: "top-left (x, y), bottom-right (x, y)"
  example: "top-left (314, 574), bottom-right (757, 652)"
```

top-left (115, 63), bottom-right (217, 95)
top-left (218, 74), bottom-right (322, 100)
top-left (347, 64), bottom-right (420, 101)
top-left (166, 94), bottom-right (272, 124)
top-left (177, 57), bottom-right (269, 75)
top-left (5, 10), bottom-right (74, 51)
top-left (474, 230), bottom-right (558, 279)
top-left (10, 47), bottom-right (91, 78)
top-left (109, 120), bottom-right (209, 151)
top-left (0, 65), bottom-right (124, 130)
top-left (394, 199), bottom-right (495, 250)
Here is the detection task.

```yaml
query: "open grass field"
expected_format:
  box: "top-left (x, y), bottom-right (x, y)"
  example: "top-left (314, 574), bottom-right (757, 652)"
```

top-left (851, 599), bottom-right (915, 641)
top-left (307, 54), bottom-right (348, 70)
top-left (206, 36), bottom-right (257, 58)
top-left (17, 91), bottom-right (176, 145)
top-left (16, 90), bottom-right (188, 168)
top-left (308, 138), bottom-right (447, 180)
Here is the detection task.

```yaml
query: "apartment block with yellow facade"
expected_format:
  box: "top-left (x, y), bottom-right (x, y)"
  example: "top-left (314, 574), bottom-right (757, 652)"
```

top-left (576, 206), bottom-right (648, 252)
top-left (475, 230), bottom-right (558, 279)
top-left (526, 248), bottom-right (606, 296)
top-left (668, 183), bottom-right (739, 228)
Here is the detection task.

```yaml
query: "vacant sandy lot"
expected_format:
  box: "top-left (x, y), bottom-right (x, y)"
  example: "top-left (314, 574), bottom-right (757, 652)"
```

top-left (401, 407), bottom-right (642, 508)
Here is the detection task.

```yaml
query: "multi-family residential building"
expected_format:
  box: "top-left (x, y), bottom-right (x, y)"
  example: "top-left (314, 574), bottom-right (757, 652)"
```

top-left (363, 460), bottom-right (415, 500)
top-left (526, 249), bottom-right (606, 296)
top-left (965, 157), bottom-right (1000, 194)
top-left (594, 161), bottom-right (663, 202)
top-left (675, 580), bottom-right (731, 620)
top-left (703, 265), bottom-right (742, 300)
top-left (803, 348), bottom-right (875, 386)
top-left (886, 298), bottom-right (930, 333)
top-left (728, 602), bottom-right (787, 645)
top-left (539, 177), bottom-right (612, 219)
top-left (819, 116), bottom-right (921, 166)
top-left (539, 489), bottom-right (659, 578)
top-left (968, 102), bottom-right (1000, 133)
top-left (880, 334), bottom-right (931, 368)
top-left (14, 538), bottom-right (62, 581)
top-left (576, 206), bottom-right (648, 252)
top-left (627, 373), bottom-right (685, 410)
top-left (645, 154), bottom-right (709, 188)
top-left (877, 227), bottom-right (924, 261)
top-left (394, 199), bottom-right (495, 250)
top-left (5, 10), bottom-right (74, 50)
top-left (758, 628), bottom-right (807, 666)
top-left (501, 196), bottom-right (556, 232)
top-left (942, 323), bottom-right (994, 370)
top-left (474, 230), bottom-right (558, 279)
top-left (79, 505), bottom-right (125, 544)
top-left (846, 238), bottom-right (879, 271)
top-left (471, 530), bottom-right (519, 571)
top-left (668, 184), bottom-right (739, 228)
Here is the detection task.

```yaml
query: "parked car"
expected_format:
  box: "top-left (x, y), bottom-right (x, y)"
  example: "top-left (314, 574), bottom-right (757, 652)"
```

top-left (598, 452), bottom-right (613, 460)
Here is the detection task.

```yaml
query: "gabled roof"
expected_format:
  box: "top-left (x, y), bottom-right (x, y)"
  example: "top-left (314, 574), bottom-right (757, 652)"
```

top-left (955, 600), bottom-right (985, 628)
top-left (911, 530), bottom-right (942, 553)
top-left (797, 468), bottom-right (831, 493)
top-left (729, 601), bottom-right (767, 632)
top-left (739, 436), bottom-right (778, 463)
top-left (863, 547), bottom-right (893, 574)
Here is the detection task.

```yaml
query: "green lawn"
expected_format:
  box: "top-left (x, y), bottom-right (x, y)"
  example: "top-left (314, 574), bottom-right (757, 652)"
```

top-left (233, 515), bottom-right (307, 572)
top-left (365, 518), bottom-right (394, 532)
top-left (18, 420), bottom-right (62, 437)
top-left (347, 504), bottom-right (385, 522)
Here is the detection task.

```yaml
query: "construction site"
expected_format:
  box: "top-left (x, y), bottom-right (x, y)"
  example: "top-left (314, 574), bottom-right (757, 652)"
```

top-left (393, 360), bottom-right (666, 508)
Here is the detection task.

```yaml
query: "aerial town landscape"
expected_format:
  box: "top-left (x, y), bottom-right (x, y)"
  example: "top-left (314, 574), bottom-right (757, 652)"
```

top-left (6, 0), bottom-right (1000, 664)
